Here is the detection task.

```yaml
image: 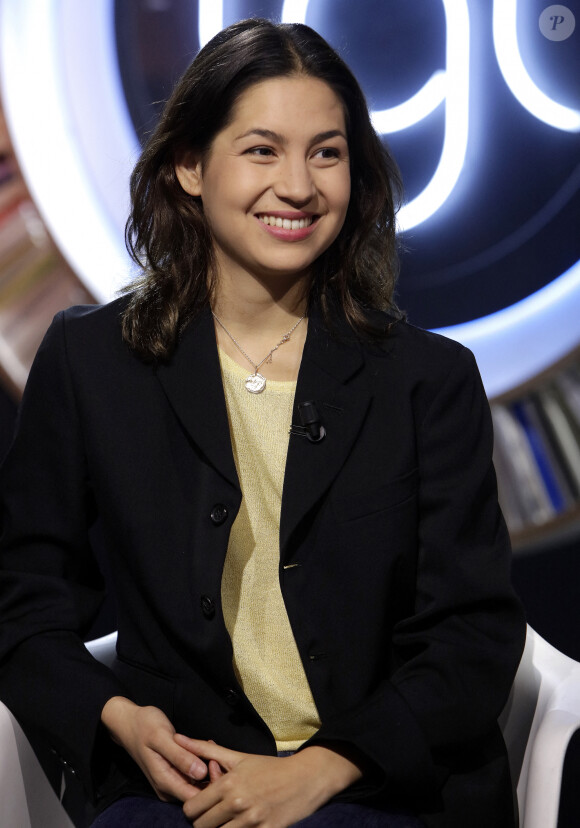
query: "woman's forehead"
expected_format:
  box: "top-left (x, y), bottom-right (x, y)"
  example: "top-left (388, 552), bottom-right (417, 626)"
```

top-left (222, 75), bottom-right (347, 140)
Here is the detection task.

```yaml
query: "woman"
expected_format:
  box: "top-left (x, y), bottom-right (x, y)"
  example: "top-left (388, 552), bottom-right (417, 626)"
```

top-left (0, 18), bottom-right (525, 828)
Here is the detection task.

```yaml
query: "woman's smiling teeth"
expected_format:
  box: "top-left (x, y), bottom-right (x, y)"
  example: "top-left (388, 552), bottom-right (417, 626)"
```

top-left (258, 215), bottom-right (314, 229)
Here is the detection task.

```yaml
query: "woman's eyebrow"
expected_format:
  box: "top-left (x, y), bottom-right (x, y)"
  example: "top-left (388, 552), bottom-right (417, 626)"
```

top-left (235, 128), bottom-right (282, 142)
top-left (310, 129), bottom-right (347, 144)
top-left (234, 128), bottom-right (347, 144)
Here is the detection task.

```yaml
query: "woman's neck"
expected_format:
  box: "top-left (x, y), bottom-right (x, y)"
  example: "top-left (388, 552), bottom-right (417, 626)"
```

top-left (212, 268), bottom-right (308, 328)
top-left (211, 275), bottom-right (309, 382)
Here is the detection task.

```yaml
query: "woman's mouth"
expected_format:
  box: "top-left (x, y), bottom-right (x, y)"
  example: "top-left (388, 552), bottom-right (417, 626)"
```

top-left (257, 214), bottom-right (316, 230)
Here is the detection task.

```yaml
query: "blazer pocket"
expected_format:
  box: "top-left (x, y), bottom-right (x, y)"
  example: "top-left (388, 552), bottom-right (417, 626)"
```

top-left (113, 656), bottom-right (176, 721)
top-left (332, 467), bottom-right (418, 523)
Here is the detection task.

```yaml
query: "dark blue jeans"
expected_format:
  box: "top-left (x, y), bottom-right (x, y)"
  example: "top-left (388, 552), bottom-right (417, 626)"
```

top-left (91, 796), bottom-right (425, 827)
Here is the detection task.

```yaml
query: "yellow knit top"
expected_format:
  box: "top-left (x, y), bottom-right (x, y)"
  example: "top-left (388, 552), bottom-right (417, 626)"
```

top-left (218, 348), bottom-right (321, 751)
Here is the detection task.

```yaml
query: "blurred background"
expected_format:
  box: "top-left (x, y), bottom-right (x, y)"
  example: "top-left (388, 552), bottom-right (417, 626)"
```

top-left (0, 0), bottom-right (579, 821)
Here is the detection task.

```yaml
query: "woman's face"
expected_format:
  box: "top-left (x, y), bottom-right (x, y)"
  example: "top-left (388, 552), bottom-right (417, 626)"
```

top-left (175, 75), bottom-right (351, 288)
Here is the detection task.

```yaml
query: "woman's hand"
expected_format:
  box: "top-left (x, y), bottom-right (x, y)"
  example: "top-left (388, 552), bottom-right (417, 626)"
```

top-left (177, 736), bottom-right (363, 828)
top-left (101, 696), bottom-right (209, 802)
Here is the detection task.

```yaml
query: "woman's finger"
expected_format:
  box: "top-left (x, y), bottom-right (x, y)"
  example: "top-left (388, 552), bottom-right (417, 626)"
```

top-left (174, 734), bottom-right (244, 769)
top-left (151, 733), bottom-right (208, 781)
top-left (147, 757), bottom-right (202, 803)
top-left (182, 780), bottom-right (224, 823)
top-left (208, 758), bottom-right (223, 782)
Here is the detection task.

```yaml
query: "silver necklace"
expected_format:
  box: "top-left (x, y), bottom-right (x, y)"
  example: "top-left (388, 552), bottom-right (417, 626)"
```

top-left (212, 311), bottom-right (305, 394)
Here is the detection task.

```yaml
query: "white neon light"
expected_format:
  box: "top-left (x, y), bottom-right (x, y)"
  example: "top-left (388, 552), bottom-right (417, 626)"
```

top-left (198, 0), bottom-right (223, 49)
top-left (437, 259), bottom-right (580, 398)
top-left (493, 0), bottom-right (580, 132)
top-left (0, 0), bottom-right (134, 301)
top-left (397, 0), bottom-right (470, 231)
top-left (60, 2), bottom-right (139, 239)
top-left (199, 0), bottom-right (311, 44)
top-left (281, 0), bottom-right (310, 22)
top-left (371, 71), bottom-right (446, 134)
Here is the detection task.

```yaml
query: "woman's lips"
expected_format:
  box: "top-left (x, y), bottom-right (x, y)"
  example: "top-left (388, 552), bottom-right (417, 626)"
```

top-left (256, 213), bottom-right (319, 239)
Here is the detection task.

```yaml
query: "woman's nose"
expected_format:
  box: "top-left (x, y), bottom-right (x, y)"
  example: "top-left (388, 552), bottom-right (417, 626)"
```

top-left (273, 157), bottom-right (316, 204)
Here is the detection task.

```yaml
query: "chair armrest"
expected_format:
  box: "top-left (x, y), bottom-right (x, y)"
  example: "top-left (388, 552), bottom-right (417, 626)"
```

top-left (85, 631), bottom-right (117, 669)
top-left (0, 699), bottom-right (74, 828)
top-left (521, 670), bottom-right (580, 828)
top-left (0, 633), bottom-right (117, 827)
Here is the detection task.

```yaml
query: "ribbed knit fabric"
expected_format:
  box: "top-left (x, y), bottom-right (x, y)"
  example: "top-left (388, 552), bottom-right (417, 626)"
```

top-left (218, 348), bottom-right (321, 750)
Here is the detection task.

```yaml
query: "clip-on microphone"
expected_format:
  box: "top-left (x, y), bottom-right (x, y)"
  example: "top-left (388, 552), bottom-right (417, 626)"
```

top-left (290, 400), bottom-right (326, 442)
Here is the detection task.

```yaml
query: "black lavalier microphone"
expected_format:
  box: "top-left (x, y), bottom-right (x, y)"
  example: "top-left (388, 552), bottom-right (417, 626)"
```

top-left (289, 400), bottom-right (326, 442)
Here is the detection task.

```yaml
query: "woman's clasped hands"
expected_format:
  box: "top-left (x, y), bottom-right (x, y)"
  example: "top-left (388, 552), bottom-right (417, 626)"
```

top-left (102, 697), bottom-right (362, 827)
top-left (175, 735), bottom-right (363, 828)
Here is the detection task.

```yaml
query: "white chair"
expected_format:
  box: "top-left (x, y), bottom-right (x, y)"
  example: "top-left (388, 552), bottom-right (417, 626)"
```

top-left (1, 626), bottom-right (579, 827)
top-left (499, 626), bottom-right (580, 827)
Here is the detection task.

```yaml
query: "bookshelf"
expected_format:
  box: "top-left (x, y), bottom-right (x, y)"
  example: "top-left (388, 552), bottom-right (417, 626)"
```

top-left (0, 97), bottom-right (94, 399)
top-left (491, 349), bottom-right (580, 551)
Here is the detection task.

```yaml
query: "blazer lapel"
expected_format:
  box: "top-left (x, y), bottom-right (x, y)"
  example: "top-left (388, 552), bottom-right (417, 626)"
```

top-left (280, 311), bottom-right (373, 557)
top-left (156, 304), bottom-right (374, 549)
top-left (156, 307), bottom-right (239, 489)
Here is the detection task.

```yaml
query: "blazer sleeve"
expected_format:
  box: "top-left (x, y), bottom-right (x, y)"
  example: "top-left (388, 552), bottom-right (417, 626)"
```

top-left (0, 311), bottom-right (126, 797)
top-left (307, 344), bottom-right (526, 798)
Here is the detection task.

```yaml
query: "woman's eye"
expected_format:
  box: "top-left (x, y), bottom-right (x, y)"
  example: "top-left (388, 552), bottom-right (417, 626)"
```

top-left (247, 146), bottom-right (275, 157)
top-left (313, 147), bottom-right (340, 160)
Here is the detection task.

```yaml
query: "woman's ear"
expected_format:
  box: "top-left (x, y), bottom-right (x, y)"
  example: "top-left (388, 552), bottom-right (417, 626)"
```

top-left (175, 151), bottom-right (203, 197)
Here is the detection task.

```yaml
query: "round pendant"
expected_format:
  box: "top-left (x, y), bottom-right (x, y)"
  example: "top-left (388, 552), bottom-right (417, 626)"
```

top-left (245, 373), bottom-right (266, 394)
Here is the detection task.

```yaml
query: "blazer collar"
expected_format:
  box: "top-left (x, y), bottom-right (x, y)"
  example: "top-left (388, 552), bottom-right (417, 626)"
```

top-left (156, 304), bottom-right (374, 546)
top-left (156, 306), bottom-right (239, 489)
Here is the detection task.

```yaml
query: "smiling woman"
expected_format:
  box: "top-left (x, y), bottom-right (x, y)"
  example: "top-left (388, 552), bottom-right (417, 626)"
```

top-left (0, 17), bottom-right (525, 828)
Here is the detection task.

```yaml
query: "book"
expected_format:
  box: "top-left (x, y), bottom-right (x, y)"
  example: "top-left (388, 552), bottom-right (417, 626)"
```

top-left (511, 398), bottom-right (573, 513)
top-left (534, 386), bottom-right (580, 497)
top-left (491, 404), bottom-right (555, 527)
top-left (556, 368), bottom-right (580, 426)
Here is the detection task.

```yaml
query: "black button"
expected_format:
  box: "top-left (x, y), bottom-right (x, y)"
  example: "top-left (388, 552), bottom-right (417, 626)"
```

top-left (224, 688), bottom-right (240, 706)
top-left (201, 595), bottom-right (215, 618)
top-left (210, 503), bottom-right (228, 525)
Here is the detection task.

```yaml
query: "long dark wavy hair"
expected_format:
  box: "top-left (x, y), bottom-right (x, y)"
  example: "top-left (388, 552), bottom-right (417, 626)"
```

top-left (123, 18), bottom-right (403, 362)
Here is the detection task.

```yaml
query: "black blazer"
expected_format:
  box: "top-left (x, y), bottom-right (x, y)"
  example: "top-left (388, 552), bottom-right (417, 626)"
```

top-left (0, 298), bottom-right (525, 827)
